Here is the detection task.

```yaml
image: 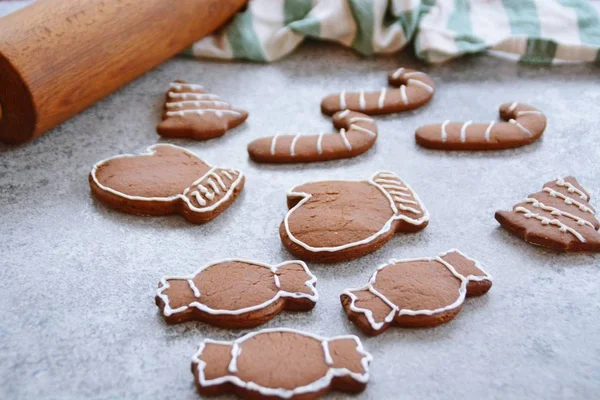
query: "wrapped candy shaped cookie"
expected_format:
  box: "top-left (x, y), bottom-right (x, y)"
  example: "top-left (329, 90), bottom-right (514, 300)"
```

top-left (192, 328), bottom-right (372, 399)
top-left (156, 259), bottom-right (318, 328)
top-left (89, 144), bottom-right (244, 224)
top-left (280, 171), bottom-right (429, 262)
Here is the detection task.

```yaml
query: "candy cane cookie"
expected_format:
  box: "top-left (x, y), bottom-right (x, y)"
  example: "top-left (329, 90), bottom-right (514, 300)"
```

top-left (89, 144), bottom-right (244, 224)
top-left (415, 102), bottom-right (547, 150)
top-left (247, 110), bottom-right (378, 163)
top-left (320, 68), bottom-right (435, 116)
top-left (157, 81), bottom-right (248, 140)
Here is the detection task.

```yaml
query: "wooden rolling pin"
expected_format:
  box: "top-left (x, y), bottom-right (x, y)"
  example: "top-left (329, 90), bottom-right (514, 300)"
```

top-left (0, 0), bottom-right (247, 144)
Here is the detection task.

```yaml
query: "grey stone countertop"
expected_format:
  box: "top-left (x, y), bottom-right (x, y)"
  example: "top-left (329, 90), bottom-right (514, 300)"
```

top-left (0, 42), bottom-right (599, 400)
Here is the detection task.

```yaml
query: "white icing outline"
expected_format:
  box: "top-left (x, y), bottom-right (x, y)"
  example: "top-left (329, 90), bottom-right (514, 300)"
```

top-left (341, 249), bottom-right (491, 331)
top-left (90, 144), bottom-right (244, 214)
top-left (157, 259), bottom-right (318, 317)
top-left (192, 328), bottom-right (372, 399)
top-left (283, 171), bottom-right (429, 253)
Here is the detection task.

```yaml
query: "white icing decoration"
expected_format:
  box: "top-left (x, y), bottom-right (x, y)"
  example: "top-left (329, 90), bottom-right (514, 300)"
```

top-left (350, 124), bottom-right (376, 137)
top-left (555, 178), bottom-right (588, 201)
top-left (192, 328), bottom-right (372, 399)
top-left (322, 340), bottom-right (333, 365)
top-left (349, 117), bottom-right (374, 124)
top-left (165, 100), bottom-right (228, 109)
top-left (188, 279), bottom-right (201, 298)
top-left (283, 171), bottom-right (430, 254)
top-left (290, 133), bottom-right (301, 156)
top-left (509, 119), bottom-right (532, 137)
top-left (408, 78), bottom-right (434, 93)
top-left (400, 85), bottom-right (408, 105)
top-left (484, 121), bottom-right (495, 142)
top-left (341, 249), bottom-right (491, 331)
top-left (339, 91), bottom-right (346, 109)
top-left (542, 188), bottom-right (595, 214)
top-left (211, 172), bottom-right (227, 190)
top-left (165, 109), bottom-right (240, 117)
top-left (374, 179), bottom-right (409, 189)
top-left (516, 110), bottom-right (543, 116)
top-left (170, 82), bottom-right (204, 91)
top-left (270, 134), bottom-right (279, 156)
top-left (440, 120), bottom-right (450, 142)
top-left (191, 191), bottom-right (207, 206)
top-left (168, 92), bottom-right (220, 100)
top-left (508, 102), bottom-right (518, 112)
top-left (157, 259), bottom-right (318, 317)
top-left (515, 206), bottom-right (585, 242)
top-left (391, 67), bottom-right (405, 79)
top-left (317, 132), bottom-right (324, 155)
top-left (339, 128), bottom-right (352, 150)
top-left (359, 90), bottom-right (366, 110)
top-left (460, 120), bottom-right (472, 143)
top-left (378, 88), bottom-right (386, 109)
top-left (525, 198), bottom-right (594, 228)
top-left (403, 71), bottom-right (426, 78)
top-left (207, 178), bottom-right (221, 195)
top-left (222, 170), bottom-right (233, 181)
top-left (273, 274), bottom-right (281, 289)
top-left (90, 144), bottom-right (244, 214)
top-left (338, 109), bottom-right (350, 118)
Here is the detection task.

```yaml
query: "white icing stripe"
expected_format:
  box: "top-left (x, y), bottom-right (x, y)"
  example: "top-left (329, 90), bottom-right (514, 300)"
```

top-left (273, 274), bottom-right (281, 289)
top-left (349, 117), bottom-right (374, 123)
top-left (222, 170), bottom-right (233, 181)
top-left (188, 279), bottom-right (201, 298)
top-left (403, 71), bottom-right (426, 78)
top-left (338, 109), bottom-right (351, 118)
top-left (509, 119), bottom-right (532, 136)
top-left (378, 88), bottom-right (386, 109)
top-left (322, 340), bottom-right (333, 365)
top-left (207, 179), bottom-right (221, 195)
top-left (339, 129), bottom-right (352, 150)
top-left (350, 124), bottom-right (376, 137)
top-left (170, 82), bottom-right (204, 91)
top-left (400, 85), bottom-right (408, 105)
top-left (166, 100), bottom-right (229, 109)
top-left (375, 179), bottom-right (408, 189)
top-left (525, 198), bottom-right (595, 228)
top-left (157, 260), bottom-right (318, 318)
top-left (441, 120), bottom-right (449, 142)
top-left (211, 172), bottom-right (227, 190)
top-left (339, 90), bottom-right (346, 109)
top-left (484, 121), bottom-right (495, 142)
top-left (191, 191), bottom-right (207, 206)
top-left (376, 173), bottom-right (398, 179)
top-left (341, 251), bottom-right (490, 332)
top-left (270, 134), bottom-right (279, 156)
top-left (542, 187), bottom-right (595, 214)
top-left (380, 184), bottom-right (409, 191)
top-left (290, 134), bottom-right (301, 156)
top-left (191, 328), bottom-right (372, 399)
top-left (508, 102), bottom-right (518, 112)
top-left (90, 144), bottom-right (244, 214)
top-left (228, 343), bottom-right (241, 373)
top-left (168, 92), bottom-right (220, 100)
top-left (317, 132), bottom-right (324, 155)
top-left (283, 171), bottom-right (430, 253)
top-left (556, 178), bottom-right (588, 200)
top-left (516, 110), bottom-right (543, 116)
top-left (388, 190), bottom-right (410, 197)
top-left (359, 90), bottom-right (366, 110)
top-left (515, 207), bottom-right (585, 243)
top-left (166, 109), bottom-right (241, 117)
top-left (391, 67), bottom-right (405, 79)
top-left (460, 121), bottom-right (472, 142)
top-left (395, 203), bottom-right (422, 214)
top-left (393, 197), bottom-right (418, 205)
top-left (408, 79), bottom-right (434, 93)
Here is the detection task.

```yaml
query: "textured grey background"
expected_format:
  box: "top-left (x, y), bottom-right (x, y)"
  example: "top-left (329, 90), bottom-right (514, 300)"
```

top-left (1, 37), bottom-right (599, 399)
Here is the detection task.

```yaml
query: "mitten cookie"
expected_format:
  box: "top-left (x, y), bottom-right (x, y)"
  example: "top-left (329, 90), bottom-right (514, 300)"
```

top-left (89, 144), bottom-right (244, 224)
top-left (495, 177), bottom-right (600, 252)
top-left (341, 249), bottom-right (492, 335)
top-left (321, 68), bottom-right (434, 116)
top-left (415, 102), bottom-right (546, 150)
top-left (280, 171), bottom-right (429, 262)
top-left (156, 259), bottom-right (317, 328)
top-left (247, 110), bottom-right (377, 163)
top-left (157, 81), bottom-right (248, 140)
top-left (192, 328), bottom-right (372, 399)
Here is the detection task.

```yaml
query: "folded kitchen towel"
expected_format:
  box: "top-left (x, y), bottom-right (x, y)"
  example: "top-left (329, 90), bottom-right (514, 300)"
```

top-left (190, 0), bottom-right (600, 64)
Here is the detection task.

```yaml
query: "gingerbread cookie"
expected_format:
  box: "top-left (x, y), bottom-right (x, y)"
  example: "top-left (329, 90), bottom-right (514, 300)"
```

top-left (247, 110), bottom-right (377, 163)
top-left (89, 144), bottom-right (244, 224)
top-left (192, 328), bottom-right (372, 399)
top-left (156, 259), bottom-right (317, 328)
top-left (415, 102), bottom-right (547, 150)
top-left (341, 249), bottom-right (492, 335)
top-left (157, 81), bottom-right (248, 140)
top-left (495, 177), bottom-right (600, 252)
top-left (280, 171), bottom-right (429, 262)
top-left (321, 68), bottom-right (434, 116)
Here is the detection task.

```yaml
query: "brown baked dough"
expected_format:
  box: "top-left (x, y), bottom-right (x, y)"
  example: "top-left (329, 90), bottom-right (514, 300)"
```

top-left (191, 328), bottom-right (372, 399)
top-left (415, 102), bottom-right (547, 150)
top-left (321, 68), bottom-right (434, 116)
top-left (89, 144), bottom-right (244, 224)
top-left (157, 81), bottom-right (248, 140)
top-left (280, 171), bottom-right (429, 262)
top-left (247, 110), bottom-right (377, 163)
top-left (341, 249), bottom-right (492, 335)
top-left (156, 259), bottom-right (317, 328)
top-left (495, 177), bottom-right (600, 252)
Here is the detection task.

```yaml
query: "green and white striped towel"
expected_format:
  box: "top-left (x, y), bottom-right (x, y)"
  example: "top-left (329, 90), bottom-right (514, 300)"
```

top-left (190, 0), bottom-right (600, 64)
